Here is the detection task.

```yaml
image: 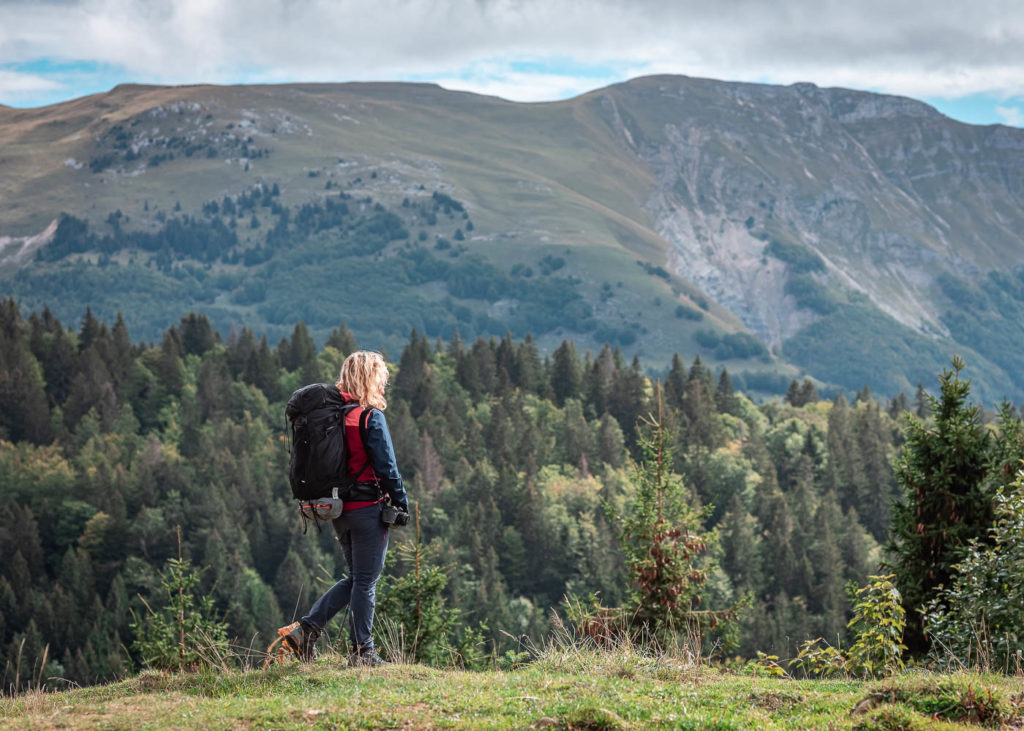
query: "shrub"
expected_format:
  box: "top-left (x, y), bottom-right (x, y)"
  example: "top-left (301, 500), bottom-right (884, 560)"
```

top-left (130, 535), bottom-right (229, 671)
top-left (846, 574), bottom-right (907, 678)
top-left (923, 472), bottom-right (1024, 672)
top-left (765, 239), bottom-right (825, 274)
top-left (674, 304), bottom-right (703, 321)
top-left (788, 575), bottom-right (906, 679)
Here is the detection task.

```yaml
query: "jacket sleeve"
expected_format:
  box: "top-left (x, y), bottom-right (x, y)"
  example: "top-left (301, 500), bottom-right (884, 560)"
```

top-left (364, 409), bottom-right (408, 511)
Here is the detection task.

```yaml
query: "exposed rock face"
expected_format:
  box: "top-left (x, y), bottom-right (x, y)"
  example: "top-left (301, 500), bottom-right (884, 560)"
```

top-left (0, 220), bottom-right (57, 271)
top-left (597, 76), bottom-right (1024, 351)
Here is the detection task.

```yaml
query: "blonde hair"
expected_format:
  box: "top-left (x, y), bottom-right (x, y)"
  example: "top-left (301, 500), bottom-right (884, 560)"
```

top-left (336, 350), bottom-right (388, 411)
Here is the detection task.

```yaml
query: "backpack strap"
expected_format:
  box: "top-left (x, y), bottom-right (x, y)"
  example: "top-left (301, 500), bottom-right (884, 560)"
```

top-left (358, 407), bottom-right (372, 445)
top-left (354, 407), bottom-right (382, 497)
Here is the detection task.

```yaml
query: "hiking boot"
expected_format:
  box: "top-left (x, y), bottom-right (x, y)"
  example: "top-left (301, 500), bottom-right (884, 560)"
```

top-left (277, 621), bottom-right (320, 663)
top-left (348, 648), bottom-right (388, 667)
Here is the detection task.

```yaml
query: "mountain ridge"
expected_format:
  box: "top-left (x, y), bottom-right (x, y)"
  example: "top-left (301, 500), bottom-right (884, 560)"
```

top-left (1, 75), bottom-right (1022, 401)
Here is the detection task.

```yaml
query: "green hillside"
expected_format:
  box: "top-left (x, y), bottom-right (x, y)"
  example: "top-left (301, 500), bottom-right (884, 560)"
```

top-left (2, 78), bottom-right (1023, 400)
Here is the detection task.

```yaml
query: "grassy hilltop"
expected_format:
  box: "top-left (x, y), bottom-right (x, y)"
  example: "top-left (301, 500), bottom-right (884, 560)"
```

top-left (3, 655), bottom-right (1022, 730)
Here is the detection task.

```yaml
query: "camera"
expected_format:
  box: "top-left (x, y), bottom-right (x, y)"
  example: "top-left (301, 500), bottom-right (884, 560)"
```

top-left (381, 504), bottom-right (409, 527)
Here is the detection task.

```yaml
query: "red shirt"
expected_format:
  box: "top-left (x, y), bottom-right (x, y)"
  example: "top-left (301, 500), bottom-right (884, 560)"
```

top-left (339, 390), bottom-right (381, 510)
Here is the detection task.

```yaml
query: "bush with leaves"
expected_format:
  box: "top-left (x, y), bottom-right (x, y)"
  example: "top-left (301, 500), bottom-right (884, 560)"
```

top-left (789, 637), bottom-right (848, 678)
top-left (923, 472), bottom-right (1024, 672)
top-left (131, 541), bottom-right (229, 672)
top-left (789, 575), bottom-right (906, 679)
top-left (846, 574), bottom-right (906, 677)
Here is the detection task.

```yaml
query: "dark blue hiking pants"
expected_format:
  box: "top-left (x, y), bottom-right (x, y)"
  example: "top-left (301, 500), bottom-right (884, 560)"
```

top-left (302, 503), bottom-right (389, 651)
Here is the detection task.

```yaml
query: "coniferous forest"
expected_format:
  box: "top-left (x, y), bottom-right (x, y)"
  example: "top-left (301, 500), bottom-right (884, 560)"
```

top-left (1, 299), bottom-right (1022, 692)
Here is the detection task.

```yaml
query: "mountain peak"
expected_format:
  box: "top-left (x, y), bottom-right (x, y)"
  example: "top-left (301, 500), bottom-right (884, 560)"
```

top-left (2, 74), bottom-right (1024, 402)
top-left (797, 84), bottom-right (944, 124)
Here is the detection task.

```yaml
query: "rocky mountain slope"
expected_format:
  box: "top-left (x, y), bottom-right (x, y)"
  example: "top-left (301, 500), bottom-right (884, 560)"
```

top-left (1, 76), bottom-right (1022, 401)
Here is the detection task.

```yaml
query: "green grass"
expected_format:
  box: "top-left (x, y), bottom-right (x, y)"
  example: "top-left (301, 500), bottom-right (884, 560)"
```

top-left (3, 656), bottom-right (1021, 730)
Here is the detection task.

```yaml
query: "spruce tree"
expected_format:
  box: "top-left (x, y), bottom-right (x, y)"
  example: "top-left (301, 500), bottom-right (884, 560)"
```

top-left (516, 334), bottom-right (544, 395)
top-left (714, 368), bottom-right (737, 415)
top-left (888, 357), bottom-right (993, 653)
top-left (582, 346), bottom-right (610, 416)
top-left (179, 312), bottom-right (218, 356)
top-left (324, 322), bottom-right (357, 357)
top-left (615, 385), bottom-right (736, 643)
top-left (662, 353), bottom-right (687, 411)
top-left (550, 340), bottom-right (582, 406)
top-left (854, 402), bottom-right (896, 540)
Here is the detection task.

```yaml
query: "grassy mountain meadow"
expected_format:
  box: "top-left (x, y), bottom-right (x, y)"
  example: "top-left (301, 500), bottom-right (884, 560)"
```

top-left (5, 659), bottom-right (1023, 730)
top-left (2, 76), bottom-right (1024, 401)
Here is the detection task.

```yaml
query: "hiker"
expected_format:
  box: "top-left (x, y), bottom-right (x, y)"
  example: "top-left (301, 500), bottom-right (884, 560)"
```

top-left (279, 350), bottom-right (408, 667)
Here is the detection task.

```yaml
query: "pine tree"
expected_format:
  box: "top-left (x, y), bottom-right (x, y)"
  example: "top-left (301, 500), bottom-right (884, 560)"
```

top-left (469, 338), bottom-right (497, 395)
top-left (244, 335), bottom-right (278, 399)
top-left (585, 344), bottom-right (616, 416)
top-left (414, 430), bottom-right (445, 496)
top-left (662, 353), bottom-right (687, 411)
top-left (110, 313), bottom-right (134, 383)
top-left (595, 412), bottom-right (626, 468)
top-left (280, 322), bottom-right (317, 376)
top-left (786, 378), bottom-right (819, 407)
top-left (808, 491), bottom-right (847, 640)
top-left (854, 402), bottom-right (896, 540)
top-left (888, 357), bottom-right (994, 653)
top-left (454, 344), bottom-right (483, 399)
top-left (608, 356), bottom-right (648, 446)
top-left (196, 353), bottom-right (231, 421)
top-left (914, 382), bottom-right (930, 418)
top-left (178, 313), bottom-right (218, 356)
top-left (516, 334), bottom-right (545, 394)
top-left (226, 326), bottom-right (257, 379)
top-left (395, 330), bottom-right (434, 416)
top-left (719, 495), bottom-right (764, 596)
top-left (324, 322), bottom-right (357, 357)
top-left (155, 328), bottom-right (185, 397)
top-left (559, 399), bottom-right (594, 469)
top-left (715, 368), bottom-right (738, 415)
top-left (550, 340), bottom-right (582, 406)
top-left (615, 385), bottom-right (736, 642)
top-left (0, 310), bottom-right (51, 443)
top-left (825, 394), bottom-right (861, 510)
top-left (32, 308), bottom-right (76, 406)
top-left (78, 307), bottom-right (106, 352)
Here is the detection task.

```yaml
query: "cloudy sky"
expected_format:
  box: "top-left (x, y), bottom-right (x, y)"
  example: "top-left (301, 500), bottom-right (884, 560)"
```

top-left (1, 0), bottom-right (1022, 126)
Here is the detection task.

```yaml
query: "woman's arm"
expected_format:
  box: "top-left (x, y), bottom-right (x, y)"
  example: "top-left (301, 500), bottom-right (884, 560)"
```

top-left (363, 409), bottom-right (408, 511)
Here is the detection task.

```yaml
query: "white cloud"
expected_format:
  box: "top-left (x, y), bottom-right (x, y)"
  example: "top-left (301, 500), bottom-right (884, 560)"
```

top-left (995, 105), bottom-right (1024, 127)
top-left (434, 71), bottom-right (619, 103)
top-left (1, 0), bottom-right (1023, 102)
top-left (0, 69), bottom-right (63, 101)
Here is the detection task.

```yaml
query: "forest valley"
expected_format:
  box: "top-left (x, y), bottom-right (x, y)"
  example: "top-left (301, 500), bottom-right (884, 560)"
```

top-left (1, 300), bottom-right (1022, 693)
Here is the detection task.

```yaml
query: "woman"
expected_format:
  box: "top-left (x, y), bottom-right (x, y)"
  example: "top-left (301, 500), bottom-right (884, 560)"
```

top-left (278, 350), bottom-right (408, 667)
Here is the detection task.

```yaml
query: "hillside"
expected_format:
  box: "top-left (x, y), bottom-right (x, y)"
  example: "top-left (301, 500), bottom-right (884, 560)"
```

top-left (1, 77), bottom-right (1023, 400)
top-left (3, 660), bottom-right (1022, 730)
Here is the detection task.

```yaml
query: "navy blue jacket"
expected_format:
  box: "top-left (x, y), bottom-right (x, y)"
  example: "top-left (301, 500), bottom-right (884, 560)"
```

top-left (353, 408), bottom-right (407, 511)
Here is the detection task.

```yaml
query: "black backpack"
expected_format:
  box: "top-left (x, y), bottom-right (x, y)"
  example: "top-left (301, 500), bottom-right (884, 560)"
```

top-left (285, 383), bottom-right (369, 502)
